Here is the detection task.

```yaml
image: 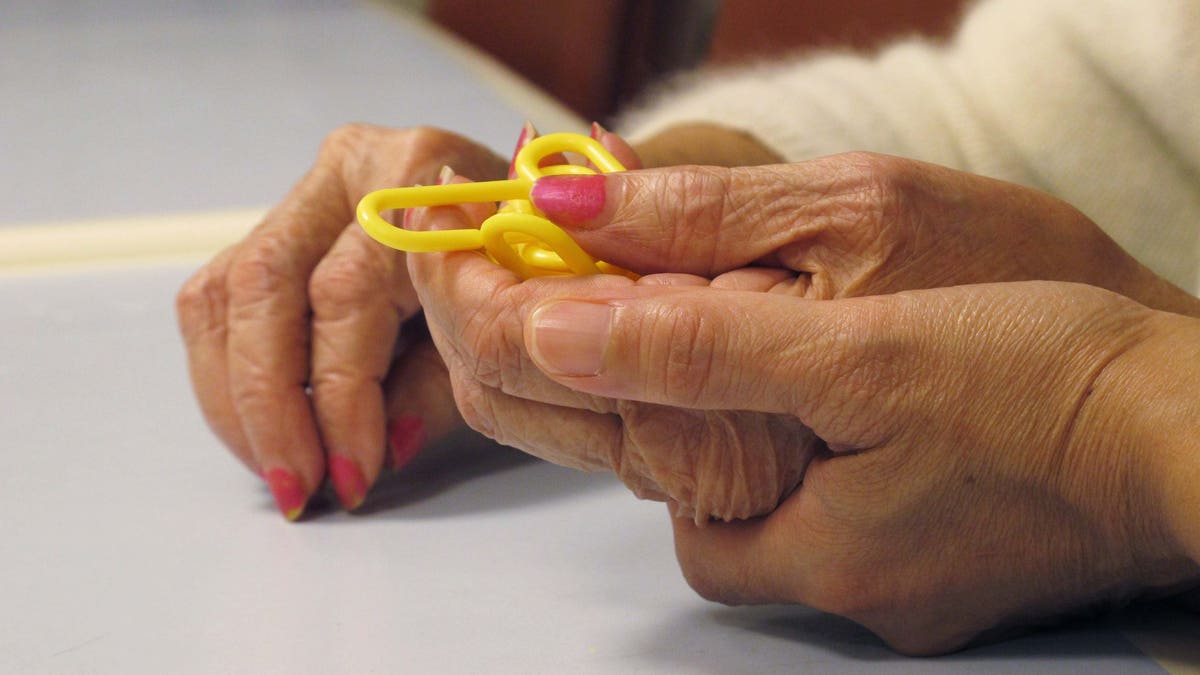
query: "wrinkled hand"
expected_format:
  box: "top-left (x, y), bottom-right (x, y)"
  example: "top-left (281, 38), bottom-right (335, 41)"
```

top-left (519, 278), bottom-right (1200, 654)
top-left (176, 124), bottom-right (506, 518)
top-left (528, 152), bottom-right (1200, 315)
top-left (409, 152), bottom-right (1200, 523)
top-left (408, 188), bottom-right (815, 522)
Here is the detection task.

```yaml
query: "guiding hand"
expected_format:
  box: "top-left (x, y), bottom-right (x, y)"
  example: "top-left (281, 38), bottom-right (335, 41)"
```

top-left (176, 123), bottom-right (506, 519)
top-left (521, 279), bottom-right (1200, 654)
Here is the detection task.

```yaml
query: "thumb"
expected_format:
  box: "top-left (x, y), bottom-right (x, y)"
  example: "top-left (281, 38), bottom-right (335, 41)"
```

top-left (522, 284), bottom-right (909, 446)
top-left (528, 160), bottom-right (843, 276)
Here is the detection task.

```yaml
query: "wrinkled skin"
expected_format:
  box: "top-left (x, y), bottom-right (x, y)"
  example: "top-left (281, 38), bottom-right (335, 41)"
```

top-left (177, 123), bottom-right (1200, 651)
top-left (409, 156), bottom-right (1200, 652)
top-left (177, 120), bottom-right (1197, 518)
top-left (521, 278), bottom-right (1200, 654)
top-left (176, 124), bottom-right (506, 508)
top-left (408, 152), bottom-right (1200, 522)
top-left (409, 241), bottom-right (815, 520)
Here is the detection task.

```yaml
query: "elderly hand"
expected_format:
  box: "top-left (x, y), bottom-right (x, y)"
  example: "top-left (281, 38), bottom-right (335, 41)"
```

top-left (176, 123), bottom-right (507, 519)
top-left (527, 153), bottom-right (1200, 315)
top-left (408, 153), bottom-right (1200, 523)
top-left (520, 278), bottom-right (1200, 654)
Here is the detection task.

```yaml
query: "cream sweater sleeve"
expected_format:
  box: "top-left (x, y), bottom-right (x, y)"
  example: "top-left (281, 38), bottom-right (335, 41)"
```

top-left (618, 0), bottom-right (1200, 293)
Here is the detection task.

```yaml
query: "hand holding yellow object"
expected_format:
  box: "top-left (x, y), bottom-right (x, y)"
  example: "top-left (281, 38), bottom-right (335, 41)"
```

top-left (356, 132), bottom-right (635, 279)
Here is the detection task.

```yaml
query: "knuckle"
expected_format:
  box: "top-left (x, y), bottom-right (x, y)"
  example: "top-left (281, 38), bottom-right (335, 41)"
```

top-left (316, 123), bottom-right (393, 186)
top-left (639, 304), bottom-right (723, 407)
top-left (724, 166), bottom-right (785, 232)
top-left (838, 151), bottom-right (914, 220)
top-left (798, 297), bottom-right (903, 427)
top-left (659, 167), bottom-right (735, 270)
top-left (317, 123), bottom-right (379, 162)
top-left (176, 266), bottom-right (226, 335)
top-left (450, 377), bottom-right (497, 439)
top-left (307, 341), bottom-right (362, 395)
top-left (326, 124), bottom-right (505, 190)
top-left (397, 126), bottom-right (506, 183)
top-left (667, 165), bottom-right (733, 215)
top-left (226, 232), bottom-right (298, 302)
top-left (227, 362), bottom-right (277, 416)
top-left (309, 249), bottom-right (384, 312)
top-left (455, 303), bottom-right (511, 392)
top-left (398, 125), bottom-right (456, 159)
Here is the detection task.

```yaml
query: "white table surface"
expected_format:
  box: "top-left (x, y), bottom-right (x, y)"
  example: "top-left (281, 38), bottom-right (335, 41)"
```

top-left (0, 2), bottom-right (1193, 673)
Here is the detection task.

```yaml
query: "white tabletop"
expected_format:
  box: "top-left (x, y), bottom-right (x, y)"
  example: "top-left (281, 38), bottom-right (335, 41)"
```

top-left (0, 2), bottom-right (1193, 673)
top-left (0, 0), bottom-right (576, 225)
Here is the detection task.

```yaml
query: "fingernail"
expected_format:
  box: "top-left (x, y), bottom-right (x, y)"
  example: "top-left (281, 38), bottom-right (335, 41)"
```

top-left (437, 165), bottom-right (456, 185)
top-left (530, 174), bottom-right (607, 226)
top-left (509, 120), bottom-right (538, 179)
top-left (263, 468), bottom-right (307, 521)
top-left (529, 301), bottom-right (613, 376)
top-left (387, 415), bottom-right (427, 471)
top-left (327, 454), bottom-right (368, 511)
top-left (589, 121), bottom-right (607, 140)
top-left (403, 182), bottom-right (425, 229)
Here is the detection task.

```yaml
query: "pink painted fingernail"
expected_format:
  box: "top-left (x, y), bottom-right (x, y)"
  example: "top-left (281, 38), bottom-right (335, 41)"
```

top-left (529, 300), bottom-right (613, 376)
top-left (589, 121), bottom-right (606, 140)
top-left (508, 120), bottom-right (538, 179)
top-left (530, 174), bottom-right (607, 226)
top-left (263, 468), bottom-right (307, 521)
top-left (387, 415), bottom-right (427, 471)
top-left (327, 454), bottom-right (368, 511)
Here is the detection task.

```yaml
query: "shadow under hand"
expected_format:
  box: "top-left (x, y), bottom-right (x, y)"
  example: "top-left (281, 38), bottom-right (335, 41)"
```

top-left (351, 427), bottom-right (620, 519)
top-left (637, 604), bottom-right (1163, 673)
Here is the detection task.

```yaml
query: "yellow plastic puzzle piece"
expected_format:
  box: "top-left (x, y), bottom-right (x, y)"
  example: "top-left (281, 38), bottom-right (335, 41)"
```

top-left (356, 132), bottom-right (636, 279)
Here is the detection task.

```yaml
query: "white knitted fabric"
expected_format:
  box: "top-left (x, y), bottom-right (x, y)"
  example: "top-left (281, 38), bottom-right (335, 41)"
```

top-left (619, 0), bottom-right (1200, 293)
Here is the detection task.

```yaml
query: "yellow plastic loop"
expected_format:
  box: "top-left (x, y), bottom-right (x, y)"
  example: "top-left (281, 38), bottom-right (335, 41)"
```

top-left (355, 132), bottom-right (634, 279)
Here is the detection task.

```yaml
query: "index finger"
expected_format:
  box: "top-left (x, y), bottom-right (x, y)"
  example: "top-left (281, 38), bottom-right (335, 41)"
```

top-left (224, 162), bottom-right (357, 518)
top-left (527, 158), bottom-right (862, 276)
